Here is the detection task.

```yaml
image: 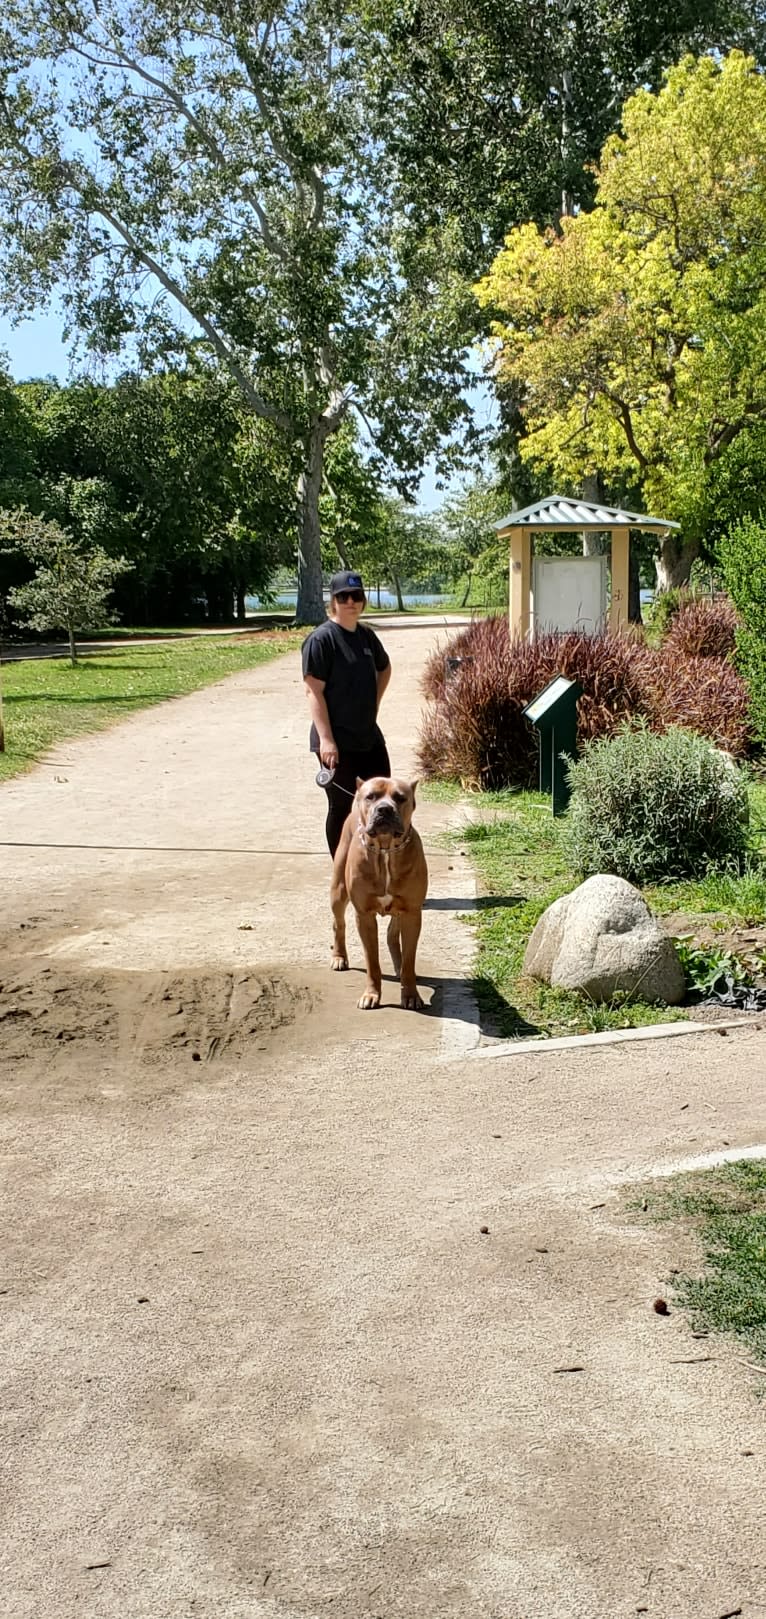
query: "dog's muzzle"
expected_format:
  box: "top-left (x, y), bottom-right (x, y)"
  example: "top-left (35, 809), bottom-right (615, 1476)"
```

top-left (367, 803), bottom-right (404, 838)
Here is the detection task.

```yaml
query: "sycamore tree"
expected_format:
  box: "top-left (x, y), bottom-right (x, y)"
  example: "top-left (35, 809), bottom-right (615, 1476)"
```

top-left (0, 0), bottom-right (475, 624)
top-left (476, 51), bottom-right (766, 590)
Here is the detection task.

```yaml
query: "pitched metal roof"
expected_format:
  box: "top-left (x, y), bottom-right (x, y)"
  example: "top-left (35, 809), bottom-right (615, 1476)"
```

top-left (495, 495), bottom-right (679, 531)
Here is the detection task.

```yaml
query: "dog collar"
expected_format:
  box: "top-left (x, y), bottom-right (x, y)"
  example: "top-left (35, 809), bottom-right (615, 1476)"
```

top-left (358, 827), bottom-right (413, 852)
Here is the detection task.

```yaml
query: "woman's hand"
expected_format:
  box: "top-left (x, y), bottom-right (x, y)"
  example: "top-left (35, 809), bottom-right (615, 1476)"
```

top-left (320, 739), bottom-right (339, 769)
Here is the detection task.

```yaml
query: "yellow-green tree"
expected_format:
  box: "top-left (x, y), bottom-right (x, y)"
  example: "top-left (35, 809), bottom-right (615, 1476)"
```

top-left (476, 51), bottom-right (766, 589)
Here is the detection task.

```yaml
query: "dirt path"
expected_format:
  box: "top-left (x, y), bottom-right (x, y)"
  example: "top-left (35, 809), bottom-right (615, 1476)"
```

top-left (1, 625), bottom-right (765, 1619)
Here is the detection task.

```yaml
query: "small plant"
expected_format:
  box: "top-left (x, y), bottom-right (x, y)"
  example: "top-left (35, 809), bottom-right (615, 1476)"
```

top-left (673, 936), bottom-right (751, 996)
top-left (563, 724), bottom-right (750, 884)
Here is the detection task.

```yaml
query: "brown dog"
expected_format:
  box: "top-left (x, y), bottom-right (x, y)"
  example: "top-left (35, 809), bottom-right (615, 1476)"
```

top-left (330, 776), bottom-right (428, 1010)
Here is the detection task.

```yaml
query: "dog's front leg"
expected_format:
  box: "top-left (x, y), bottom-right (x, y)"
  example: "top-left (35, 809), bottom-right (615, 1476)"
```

top-left (330, 879), bottom-right (349, 970)
top-left (398, 910), bottom-right (424, 1010)
top-left (355, 909), bottom-right (382, 1009)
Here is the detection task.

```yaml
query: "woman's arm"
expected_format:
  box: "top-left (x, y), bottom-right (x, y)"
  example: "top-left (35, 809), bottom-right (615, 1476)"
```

top-left (376, 662), bottom-right (392, 713)
top-left (303, 674), bottom-right (338, 767)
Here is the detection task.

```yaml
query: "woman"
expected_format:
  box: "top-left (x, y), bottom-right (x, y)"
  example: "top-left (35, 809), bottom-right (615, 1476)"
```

top-left (302, 570), bottom-right (392, 856)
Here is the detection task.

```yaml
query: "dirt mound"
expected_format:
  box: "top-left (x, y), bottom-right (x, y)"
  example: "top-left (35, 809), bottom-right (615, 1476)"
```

top-left (0, 964), bottom-right (314, 1064)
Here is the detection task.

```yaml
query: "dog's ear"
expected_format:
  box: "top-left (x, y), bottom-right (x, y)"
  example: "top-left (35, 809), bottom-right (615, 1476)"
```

top-left (410, 779), bottom-right (418, 807)
top-left (356, 776), bottom-right (365, 789)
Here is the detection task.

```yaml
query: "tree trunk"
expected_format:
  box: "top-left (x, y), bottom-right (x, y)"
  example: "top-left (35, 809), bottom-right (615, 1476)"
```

top-left (655, 532), bottom-right (700, 593)
top-left (236, 583), bottom-right (246, 623)
top-left (295, 421), bottom-right (328, 625)
top-left (68, 621), bottom-right (78, 666)
top-left (581, 473), bottom-right (606, 556)
top-left (460, 572), bottom-right (472, 609)
top-left (392, 570), bottom-right (405, 611)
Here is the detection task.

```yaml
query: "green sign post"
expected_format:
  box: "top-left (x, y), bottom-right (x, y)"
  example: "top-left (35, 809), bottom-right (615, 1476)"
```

top-left (522, 674), bottom-right (582, 816)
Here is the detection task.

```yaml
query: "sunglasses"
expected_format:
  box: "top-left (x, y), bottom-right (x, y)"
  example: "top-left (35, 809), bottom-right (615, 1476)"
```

top-left (335, 590), bottom-right (365, 603)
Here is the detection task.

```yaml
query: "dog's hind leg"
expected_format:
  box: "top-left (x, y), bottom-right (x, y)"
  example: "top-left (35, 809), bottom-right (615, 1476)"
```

top-left (387, 915), bottom-right (402, 980)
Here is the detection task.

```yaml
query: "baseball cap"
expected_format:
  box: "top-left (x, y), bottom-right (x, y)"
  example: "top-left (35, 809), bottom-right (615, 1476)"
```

top-left (329, 570), bottom-right (365, 595)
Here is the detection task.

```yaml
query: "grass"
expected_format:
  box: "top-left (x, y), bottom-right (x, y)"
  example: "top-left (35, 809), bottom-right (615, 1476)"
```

top-left (445, 785), bottom-right (766, 1041)
top-left (0, 631), bottom-right (300, 782)
top-left (631, 1160), bottom-right (766, 1369)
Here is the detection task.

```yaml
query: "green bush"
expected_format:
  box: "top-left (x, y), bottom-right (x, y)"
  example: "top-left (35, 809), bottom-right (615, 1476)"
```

top-left (563, 725), bottom-right (750, 884)
top-left (719, 516), bottom-right (766, 743)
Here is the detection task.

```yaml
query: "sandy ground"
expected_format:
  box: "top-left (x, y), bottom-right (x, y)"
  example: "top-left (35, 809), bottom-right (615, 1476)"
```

top-left (1, 623), bottom-right (766, 1619)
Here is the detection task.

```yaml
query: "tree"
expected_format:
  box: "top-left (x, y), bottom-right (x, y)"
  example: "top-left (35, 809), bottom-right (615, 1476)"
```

top-left (372, 0), bottom-right (763, 269)
top-left (353, 495), bottom-right (444, 607)
top-left (0, 0), bottom-right (475, 625)
top-left (476, 52), bottom-right (766, 590)
top-left (1, 509), bottom-right (131, 663)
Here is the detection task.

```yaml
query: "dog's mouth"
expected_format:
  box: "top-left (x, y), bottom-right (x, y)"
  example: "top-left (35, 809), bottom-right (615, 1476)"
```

top-left (366, 809), bottom-right (404, 845)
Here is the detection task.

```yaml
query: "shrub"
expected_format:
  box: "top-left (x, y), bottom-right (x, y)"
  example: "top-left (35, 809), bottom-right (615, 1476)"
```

top-left (563, 726), bottom-right (750, 885)
top-left (640, 648), bottom-right (752, 757)
top-left (719, 516), bottom-right (766, 744)
top-left (663, 594), bottom-right (738, 661)
top-left (417, 616), bottom-right (752, 790)
top-left (418, 619), bottom-right (653, 790)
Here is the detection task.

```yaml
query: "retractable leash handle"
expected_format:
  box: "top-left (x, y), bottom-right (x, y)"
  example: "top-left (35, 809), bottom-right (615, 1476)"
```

top-left (315, 765), bottom-right (356, 797)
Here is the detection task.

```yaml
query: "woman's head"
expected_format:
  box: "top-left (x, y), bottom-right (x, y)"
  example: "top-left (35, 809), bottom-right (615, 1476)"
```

top-left (329, 569), bottom-right (366, 627)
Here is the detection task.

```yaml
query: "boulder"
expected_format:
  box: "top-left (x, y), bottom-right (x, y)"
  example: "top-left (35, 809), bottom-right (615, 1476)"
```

top-left (523, 874), bottom-right (685, 1005)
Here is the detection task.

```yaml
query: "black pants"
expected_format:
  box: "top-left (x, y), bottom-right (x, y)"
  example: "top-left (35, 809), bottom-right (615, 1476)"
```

top-left (319, 739), bottom-right (391, 857)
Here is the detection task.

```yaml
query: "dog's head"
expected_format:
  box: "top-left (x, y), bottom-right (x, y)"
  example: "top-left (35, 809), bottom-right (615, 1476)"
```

top-left (355, 776), bottom-right (417, 848)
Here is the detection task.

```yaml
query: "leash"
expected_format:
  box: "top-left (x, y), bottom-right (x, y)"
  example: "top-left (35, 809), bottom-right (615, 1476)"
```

top-left (315, 764), bottom-right (355, 797)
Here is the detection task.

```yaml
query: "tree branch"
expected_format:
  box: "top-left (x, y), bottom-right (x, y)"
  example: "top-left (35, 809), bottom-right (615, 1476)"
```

top-left (64, 30), bottom-right (292, 266)
top-left (86, 189), bottom-right (294, 433)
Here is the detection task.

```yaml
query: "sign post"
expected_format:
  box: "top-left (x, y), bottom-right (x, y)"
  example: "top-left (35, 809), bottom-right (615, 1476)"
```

top-left (522, 675), bottom-right (582, 815)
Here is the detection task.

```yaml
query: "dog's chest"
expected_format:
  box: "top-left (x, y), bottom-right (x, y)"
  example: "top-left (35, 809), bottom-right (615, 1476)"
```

top-left (375, 848), bottom-right (394, 913)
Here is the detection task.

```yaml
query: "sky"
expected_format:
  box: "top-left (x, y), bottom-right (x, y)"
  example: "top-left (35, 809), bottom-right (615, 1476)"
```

top-left (0, 309), bottom-right (495, 512)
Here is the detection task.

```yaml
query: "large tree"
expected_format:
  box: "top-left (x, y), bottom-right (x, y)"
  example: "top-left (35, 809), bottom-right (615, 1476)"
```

top-left (476, 51), bottom-right (766, 590)
top-left (373, 0), bottom-right (764, 268)
top-left (0, 0), bottom-right (474, 623)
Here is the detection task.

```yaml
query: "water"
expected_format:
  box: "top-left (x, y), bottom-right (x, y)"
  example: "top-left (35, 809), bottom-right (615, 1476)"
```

top-left (246, 589), bottom-right (449, 612)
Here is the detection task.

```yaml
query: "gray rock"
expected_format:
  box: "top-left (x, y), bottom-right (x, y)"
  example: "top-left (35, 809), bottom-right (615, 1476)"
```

top-left (523, 874), bottom-right (685, 1005)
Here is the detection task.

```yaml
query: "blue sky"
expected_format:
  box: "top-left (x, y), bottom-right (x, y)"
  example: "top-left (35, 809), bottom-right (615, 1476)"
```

top-left (0, 309), bottom-right (493, 512)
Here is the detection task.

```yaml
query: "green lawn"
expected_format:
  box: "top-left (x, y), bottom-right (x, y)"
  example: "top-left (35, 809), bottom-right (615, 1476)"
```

top-left (0, 632), bottom-right (300, 783)
top-left (631, 1160), bottom-right (766, 1370)
top-left (434, 785), bottom-right (766, 1040)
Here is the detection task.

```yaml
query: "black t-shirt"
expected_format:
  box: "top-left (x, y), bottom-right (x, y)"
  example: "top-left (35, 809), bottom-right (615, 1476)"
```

top-left (301, 619), bottom-right (390, 752)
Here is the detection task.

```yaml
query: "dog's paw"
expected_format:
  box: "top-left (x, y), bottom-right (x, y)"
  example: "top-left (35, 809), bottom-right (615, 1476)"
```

top-left (401, 987), bottom-right (425, 1011)
top-left (331, 955), bottom-right (349, 972)
top-left (357, 989), bottom-right (381, 1009)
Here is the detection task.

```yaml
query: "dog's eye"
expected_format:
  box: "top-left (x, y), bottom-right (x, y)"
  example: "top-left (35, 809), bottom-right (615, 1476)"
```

top-left (392, 791), bottom-right (407, 804)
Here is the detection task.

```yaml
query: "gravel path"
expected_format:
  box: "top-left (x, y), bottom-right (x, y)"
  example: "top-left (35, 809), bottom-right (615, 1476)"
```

top-left (1, 623), bottom-right (764, 1619)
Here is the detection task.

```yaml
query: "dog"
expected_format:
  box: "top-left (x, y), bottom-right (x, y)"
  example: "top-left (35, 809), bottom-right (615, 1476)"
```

top-left (330, 776), bottom-right (428, 1010)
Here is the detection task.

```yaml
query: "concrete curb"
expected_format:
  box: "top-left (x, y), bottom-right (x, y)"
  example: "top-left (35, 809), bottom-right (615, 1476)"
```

top-left (467, 1015), bottom-right (762, 1060)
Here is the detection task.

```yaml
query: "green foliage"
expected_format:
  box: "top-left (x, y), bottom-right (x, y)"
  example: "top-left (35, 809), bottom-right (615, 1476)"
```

top-left (373, 0), bottom-right (760, 268)
top-left (1, 508), bottom-right (131, 663)
top-left (672, 936), bottom-right (751, 995)
top-left (476, 53), bottom-right (766, 588)
top-left (643, 588), bottom-right (687, 646)
top-left (719, 514), bottom-right (766, 742)
top-left (564, 725), bottom-right (750, 884)
top-left (450, 790), bottom-right (684, 1037)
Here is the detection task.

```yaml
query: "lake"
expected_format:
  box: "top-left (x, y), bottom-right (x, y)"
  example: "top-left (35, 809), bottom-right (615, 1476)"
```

top-left (246, 589), bottom-right (449, 611)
